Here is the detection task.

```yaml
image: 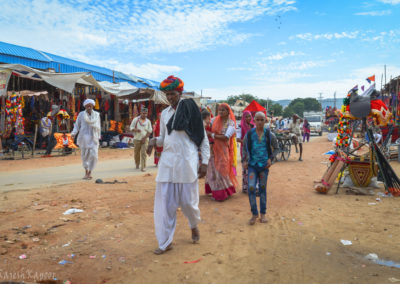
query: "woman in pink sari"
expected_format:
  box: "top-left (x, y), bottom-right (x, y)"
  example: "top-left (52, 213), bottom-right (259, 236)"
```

top-left (237, 111), bottom-right (254, 193)
top-left (205, 103), bottom-right (238, 201)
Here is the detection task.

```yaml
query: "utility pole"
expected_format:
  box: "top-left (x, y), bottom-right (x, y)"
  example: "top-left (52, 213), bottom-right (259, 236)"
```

top-left (318, 92), bottom-right (323, 110)
top-left (333, 91), bottom-right (336, 108)
top-left (384, 64), bottom-right (387, 87)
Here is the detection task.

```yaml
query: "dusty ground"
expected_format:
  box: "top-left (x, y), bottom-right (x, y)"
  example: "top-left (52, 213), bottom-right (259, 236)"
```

top-left (1, 137), bottom-right (400, 284)
top-left (0, 147), bottom-right (135, 172)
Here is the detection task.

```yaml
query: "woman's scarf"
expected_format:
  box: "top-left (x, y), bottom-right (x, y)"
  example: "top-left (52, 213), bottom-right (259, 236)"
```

top-left (212, 103), bottom-right (238, 188)
top-left (240, 110), bottom-right (254, 139)
top-left (84, 110), bottom-right (101, 143)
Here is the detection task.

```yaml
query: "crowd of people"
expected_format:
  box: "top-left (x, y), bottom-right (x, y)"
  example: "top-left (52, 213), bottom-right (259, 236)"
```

top-left (65, 75), bottom-right (310, 255)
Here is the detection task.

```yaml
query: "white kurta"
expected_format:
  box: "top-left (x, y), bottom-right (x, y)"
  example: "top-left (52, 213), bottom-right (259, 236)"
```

top-left (154, 102), bottom-right (210, 250)
top-left (156, 104), bottom-right (210, 183)
top-left (71, 111), bottom-right (101, 171)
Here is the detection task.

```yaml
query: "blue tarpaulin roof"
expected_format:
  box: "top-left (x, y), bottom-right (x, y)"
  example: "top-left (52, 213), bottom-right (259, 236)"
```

top-left (0, 41), bottom-right (160, 89)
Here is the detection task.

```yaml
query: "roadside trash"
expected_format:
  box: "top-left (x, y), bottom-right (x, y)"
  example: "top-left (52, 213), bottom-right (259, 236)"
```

top-left (95, 179), bottom-right (127, 184)
top-left (298, 222), bottom-right (303, 225)
top-left (22, 225), bottom-right (32, 230)
top-left (340, 240), bottom-right (352, 246)
top-left (89, 255), bottom-right (96, 259)
top-left (63, 208), bottom-right (84, 215)
top-left (368, 203), bottom-right (377, 205)
top-left (102, 255), bottom-right (106, 259)
top-left (326, 252), bottom-right (331, 256)
top-left (32, 237), bottom-right (40, 242)
top-left (184, 258), bottom-right (202, 264)
top-left (323, 150), bottom-right (335, 155)
top-left (58, 260), bottom-right (73, 265)
top-left (292, 218), bottom-right (296, 222)
top-left (68, 254), bottom-right (75, 258)
top-left (376, 198), bottom-right (381, 202)
top-left (19, 254), bottom-right (27, 259)
top-left (389, 278), bottom-right (400, 283)
top-left (366, 253), bottom-right (378, 261)
top-left (62, 241), bottom-right (71, 247)
top-left (119, 256), bottom-right (126, 263)
top-left (365, 253), bottom-right (400, 268)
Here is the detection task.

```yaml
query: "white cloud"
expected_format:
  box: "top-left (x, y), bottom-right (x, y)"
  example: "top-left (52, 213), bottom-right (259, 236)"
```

top-left (355, 10), bottom-right (392, 16)
top-left (265, 51), bottom-right (303, 60)
top-left (291, 31), bottom-right (359, 41)
top-left (0, 0), bottom-right (297, 56)
top-left (73, 55), bottom-right (182, 80)
top-left (378, 0), bottom-right (400, 4)
top-left (201, 64), bottom-right (400, 100)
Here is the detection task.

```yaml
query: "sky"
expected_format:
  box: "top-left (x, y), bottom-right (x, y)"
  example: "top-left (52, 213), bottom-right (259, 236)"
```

top-left (0, 0), bottom-right (399, 101)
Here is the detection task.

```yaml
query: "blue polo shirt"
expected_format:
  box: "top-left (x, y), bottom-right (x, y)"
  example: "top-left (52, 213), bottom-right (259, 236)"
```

top-left (249, 129), bottom-right (269, 169)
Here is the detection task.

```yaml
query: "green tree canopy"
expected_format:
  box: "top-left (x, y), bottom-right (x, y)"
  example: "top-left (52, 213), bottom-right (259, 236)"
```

top-left (283, 107), bottom-right (294, 118)
top-left (282, 97), bottom-right (322, 117)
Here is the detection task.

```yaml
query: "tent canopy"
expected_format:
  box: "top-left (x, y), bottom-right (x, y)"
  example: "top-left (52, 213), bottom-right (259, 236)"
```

top-left (118, 88), bottom-right (169, 105)
top-left (244, 100), bottom-right (266, 113)
top-left (0, 63), bottom-right (139, 96)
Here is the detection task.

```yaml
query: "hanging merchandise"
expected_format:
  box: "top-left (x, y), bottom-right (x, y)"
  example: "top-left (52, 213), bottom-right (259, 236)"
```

top-left (70, 94), bottom-right (75, 116)
top-left (95, 98), bottom-right (100, 110)
top-left (4, 92), bottom-right (24, 137)
top-left (128, 102), bottom-right (133, 122)
top-left (133, 103), bottom-right (138, 118)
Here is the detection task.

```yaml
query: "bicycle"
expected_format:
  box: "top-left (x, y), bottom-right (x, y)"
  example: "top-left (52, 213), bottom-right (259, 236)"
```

top-left (273, 132), bottom-right (291, 161)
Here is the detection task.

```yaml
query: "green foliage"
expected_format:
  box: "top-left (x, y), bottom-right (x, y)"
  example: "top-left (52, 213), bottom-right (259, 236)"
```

top-left (283, 97), bottom-right (321, 117)
top-left (225, 94), bottom-right (257, 105)
top-left (270, 103), bottom-right (283, 116)
top-left (283, 106), bottom-right (295, 118)
top-left (224, 94), bottom-right (282, 116)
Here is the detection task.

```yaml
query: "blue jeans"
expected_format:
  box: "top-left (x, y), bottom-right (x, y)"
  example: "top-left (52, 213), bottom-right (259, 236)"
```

top-left (248, 166), bottom-right (269, 215)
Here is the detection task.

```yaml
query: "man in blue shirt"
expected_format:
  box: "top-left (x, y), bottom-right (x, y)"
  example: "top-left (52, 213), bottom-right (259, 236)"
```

top-left (243, 112), bottom-right (273, 225)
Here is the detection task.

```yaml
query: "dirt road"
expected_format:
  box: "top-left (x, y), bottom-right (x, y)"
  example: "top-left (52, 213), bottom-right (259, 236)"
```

top-left (1, 137), bottom-right (400, 284)
top-left (0, 157), bottom-right (157, 192)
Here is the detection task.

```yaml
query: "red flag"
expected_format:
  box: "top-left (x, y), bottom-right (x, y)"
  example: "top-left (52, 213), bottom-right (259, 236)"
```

top-left (366, 75), bottom-right (375, 84)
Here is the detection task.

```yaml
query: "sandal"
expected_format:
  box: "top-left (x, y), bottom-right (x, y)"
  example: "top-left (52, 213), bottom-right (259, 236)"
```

top-left (192, 227), bottom-right (200, 243)
top-left (260, 214), bottom-right (268, 223)
top-left (249, 215), bottom-right (258, 225)
top-left (153, 244), bottom-right (173, 255)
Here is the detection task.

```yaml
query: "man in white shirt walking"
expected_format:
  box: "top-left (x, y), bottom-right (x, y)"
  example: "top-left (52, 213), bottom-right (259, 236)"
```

top-left (130, 108), bottom-right (152, 171)
top-left (71, 99), bottom-right (101, 179)
top-left (149, 75), bottom-right (210, 255)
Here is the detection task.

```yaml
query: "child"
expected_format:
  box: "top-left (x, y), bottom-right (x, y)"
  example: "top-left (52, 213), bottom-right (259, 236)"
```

top-left (242, 112), bottom-right (273, 225)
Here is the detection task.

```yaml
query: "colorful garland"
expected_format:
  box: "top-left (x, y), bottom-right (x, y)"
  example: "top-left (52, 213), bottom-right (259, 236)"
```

top-left (336, 94), bottom-right (352, 148)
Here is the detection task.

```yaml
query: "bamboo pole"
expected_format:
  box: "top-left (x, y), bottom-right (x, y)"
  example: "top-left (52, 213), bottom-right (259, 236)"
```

top-left (32, 124), bottom-right (38, 157)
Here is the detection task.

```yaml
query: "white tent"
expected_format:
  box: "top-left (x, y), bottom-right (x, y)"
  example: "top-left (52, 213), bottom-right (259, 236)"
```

top-left (0, 64), bottom-right (139, 96)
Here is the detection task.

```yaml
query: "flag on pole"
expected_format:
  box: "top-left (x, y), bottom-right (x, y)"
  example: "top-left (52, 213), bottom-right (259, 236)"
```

top-left (366, 75), bottom-right (375, 84)
top-left (349, 85), bottom-right (358, 93)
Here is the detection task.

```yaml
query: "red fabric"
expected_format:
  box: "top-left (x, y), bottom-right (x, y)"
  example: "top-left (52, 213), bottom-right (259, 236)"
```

top-left (244, 100), bottom-right (266, 114)
top-left (205, 184), bottom-right (236, 201)
top-left (205, 125), bottom-right (214, 144)
top-left (154, 118), bottom-right (163, 165)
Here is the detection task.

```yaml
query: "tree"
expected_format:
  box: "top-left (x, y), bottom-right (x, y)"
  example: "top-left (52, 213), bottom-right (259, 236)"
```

top-left (303, 97), bottom-right (322, 111)
top-left (283, 106), bottom-right (294, 118)
top-left (270, 103), bottom-right (283, 116)
top-left (225, 94), bottom-right (257, 105)
top-left (286, 97), bottom-right (321, 116)
top-left (291, 101), bottom-right (305, 116)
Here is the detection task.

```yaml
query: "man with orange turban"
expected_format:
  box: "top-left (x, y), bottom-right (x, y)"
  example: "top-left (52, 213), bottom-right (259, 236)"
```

top-left (149, 75), bottom-right (210, 254)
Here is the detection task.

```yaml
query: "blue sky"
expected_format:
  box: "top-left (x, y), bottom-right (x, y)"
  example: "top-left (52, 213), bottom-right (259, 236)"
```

top-left (0, 0), bottom-right (399, 100)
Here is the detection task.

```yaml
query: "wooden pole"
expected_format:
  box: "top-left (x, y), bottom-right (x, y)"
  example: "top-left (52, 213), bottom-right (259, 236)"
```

top-left (32, 124), bottom-right (38, 157)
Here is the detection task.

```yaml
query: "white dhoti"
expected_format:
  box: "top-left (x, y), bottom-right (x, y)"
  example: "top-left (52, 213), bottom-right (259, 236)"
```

top-left (154, 182), bottom-right (201, 250)
top-left (80, 147), bottom-right (98, 171)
